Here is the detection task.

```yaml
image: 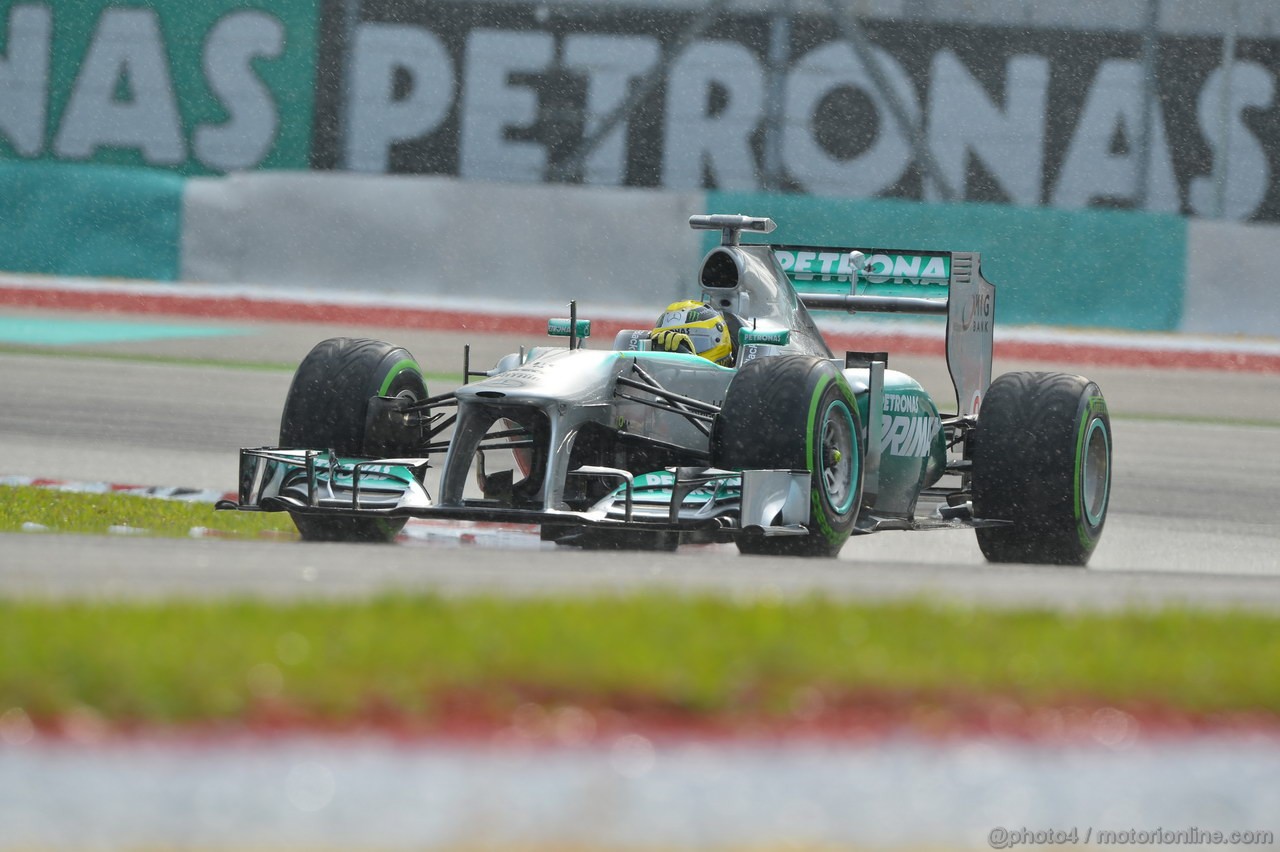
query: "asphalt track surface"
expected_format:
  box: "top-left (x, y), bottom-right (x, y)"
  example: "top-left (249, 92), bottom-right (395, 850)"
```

top-left (2, 307), bottom-right (1279, 610)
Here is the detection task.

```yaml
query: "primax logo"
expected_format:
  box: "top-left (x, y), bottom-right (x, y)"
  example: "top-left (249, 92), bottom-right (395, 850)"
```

top-left (879, 412), bottom-right (940, 457)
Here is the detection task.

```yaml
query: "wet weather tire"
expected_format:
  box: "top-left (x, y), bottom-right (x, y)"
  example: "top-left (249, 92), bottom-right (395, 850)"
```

top-left (972, 371), bottom-right (1111, 566)
top-left (712, 355), bottom-right (863, 557)
top-left (279, 337), bottom-right (427, 543)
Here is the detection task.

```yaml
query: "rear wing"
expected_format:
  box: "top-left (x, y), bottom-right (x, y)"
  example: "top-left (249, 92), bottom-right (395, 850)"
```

top-left (775, 244), bottom-right (993, 417)
top-left (687, 216), bottom-right (995, 417)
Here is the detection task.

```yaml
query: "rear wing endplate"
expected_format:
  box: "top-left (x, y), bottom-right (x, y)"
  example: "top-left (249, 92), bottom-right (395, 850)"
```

top-left (775, 245), bottom-right (993, 417)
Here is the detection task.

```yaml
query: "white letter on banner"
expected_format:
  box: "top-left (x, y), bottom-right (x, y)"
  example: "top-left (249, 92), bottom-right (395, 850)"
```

top-left (662, 40), bottom-right (763, 190)
top-left (346, 23), bottom-right (453, 173)
top-left (782, 41), bottom-right (916, 197)
top-left (54, 8), bottom-right (184, 164)
top-left (1051, 59), bottom-right (1178, 212)
top-left (926, 50), bottom-right (1048, 206)
top-left (459, 29), bottom-right (553, 182)
top-left (1190, 62), bottom-right (1274, 220)
top-left (563, 34), bottom-right (659, 185)
top-left (195, 11), bottom-right (284, 172)
top-left (0, 4), bottom-right (51, 156)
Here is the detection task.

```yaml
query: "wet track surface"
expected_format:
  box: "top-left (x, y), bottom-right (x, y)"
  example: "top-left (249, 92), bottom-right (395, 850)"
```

top-left (1, 309), bottom-right (1278, 604)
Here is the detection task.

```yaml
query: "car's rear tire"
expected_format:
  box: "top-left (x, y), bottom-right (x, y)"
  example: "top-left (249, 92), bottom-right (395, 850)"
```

top-left (279, 337), bottom-right (427, 543)
top-left (712, 355), bottom-right (863, 557)
top-left (972, 371), bottom-right (1111, 565)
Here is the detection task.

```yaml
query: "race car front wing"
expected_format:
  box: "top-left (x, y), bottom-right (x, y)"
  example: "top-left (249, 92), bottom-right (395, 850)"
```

top-left (217, 447), bottom-right (815, 540)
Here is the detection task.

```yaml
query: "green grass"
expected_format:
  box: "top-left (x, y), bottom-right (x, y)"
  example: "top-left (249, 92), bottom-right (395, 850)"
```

top-left (2, 594), bottom-right (1278, 726)
top-left (5, 486), bottom-right (1280, 729)
top-left (0, 485), bottom-right (296, 539)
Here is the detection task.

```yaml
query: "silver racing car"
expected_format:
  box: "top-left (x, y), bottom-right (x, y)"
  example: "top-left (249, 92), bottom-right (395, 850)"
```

top-left (220, 214), bottom-right (1112, 564)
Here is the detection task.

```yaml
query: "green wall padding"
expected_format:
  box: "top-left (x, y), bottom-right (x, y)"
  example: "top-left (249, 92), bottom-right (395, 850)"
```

top-left (0, 162), bottom-right (183, 281)
top-left (708, 192), bottom-right (1188, 331)
top-left (0, 1), bottom-right (319, 174)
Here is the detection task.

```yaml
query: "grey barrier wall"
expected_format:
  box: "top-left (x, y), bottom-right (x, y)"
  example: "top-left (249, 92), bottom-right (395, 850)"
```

top-left (179, 172), bottom-right (1280, 338)
top-left (1184, 218), bottom-right (1280, 336)
top-left (180, 172), bottom-right (705, 310)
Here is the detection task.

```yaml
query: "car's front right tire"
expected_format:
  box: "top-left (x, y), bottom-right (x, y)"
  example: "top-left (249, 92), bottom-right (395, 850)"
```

top-left (971, 371), bottom-right (1112, 565)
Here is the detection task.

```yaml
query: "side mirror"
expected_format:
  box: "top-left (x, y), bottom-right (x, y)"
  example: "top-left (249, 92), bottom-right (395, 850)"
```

top-left (547, 318), bottom-right (592, 339)
top-left (548, 300), bottom-right (590, 349)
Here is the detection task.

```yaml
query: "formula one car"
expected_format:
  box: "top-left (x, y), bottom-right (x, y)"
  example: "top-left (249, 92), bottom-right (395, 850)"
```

top-left (219, 214), bottom-right (1112, 564)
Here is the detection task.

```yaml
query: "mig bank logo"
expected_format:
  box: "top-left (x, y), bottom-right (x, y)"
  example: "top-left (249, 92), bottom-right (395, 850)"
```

top-left (958, 289), bottom-right (993, 333)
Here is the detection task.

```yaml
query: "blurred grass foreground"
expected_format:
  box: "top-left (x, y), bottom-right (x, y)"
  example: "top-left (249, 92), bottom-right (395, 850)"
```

top-left (3, 592), bottom-right (1279, 736)
top-left (4, 485), bottom-right (1279, 737)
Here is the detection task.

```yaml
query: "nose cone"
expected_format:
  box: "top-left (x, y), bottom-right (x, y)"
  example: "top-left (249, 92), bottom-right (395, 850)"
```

top-left (455, 348), bottom-right (622, 406)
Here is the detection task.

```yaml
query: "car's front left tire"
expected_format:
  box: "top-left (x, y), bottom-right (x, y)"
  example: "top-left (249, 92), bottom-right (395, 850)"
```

top-left (279, 337), bottom-right (427, 543)
top-left (712, 355), bottom-right (863, 557)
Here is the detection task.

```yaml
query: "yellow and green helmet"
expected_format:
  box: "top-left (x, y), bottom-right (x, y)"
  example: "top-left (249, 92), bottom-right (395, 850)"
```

top-left (653, 300), bottom-right (734, 365)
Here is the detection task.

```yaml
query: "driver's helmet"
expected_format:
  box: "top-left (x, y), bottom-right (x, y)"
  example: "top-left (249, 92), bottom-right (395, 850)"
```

top-left (652, 300), bottom-right (734, 365)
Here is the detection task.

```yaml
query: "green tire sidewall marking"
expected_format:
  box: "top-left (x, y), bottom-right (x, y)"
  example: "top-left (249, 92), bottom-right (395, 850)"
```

top-left (805, 372), bottom-right (860, 545)
top-left (1073, 395), bottom-right (1109, 548)
top-left (805, 373), bottom-right (834, 543)
top-left (375, 357), bottom-right (424, 542)
top-left (379, 359), bottom-right (423, 396)
top-left (805, 374), bottom-right (834, 474)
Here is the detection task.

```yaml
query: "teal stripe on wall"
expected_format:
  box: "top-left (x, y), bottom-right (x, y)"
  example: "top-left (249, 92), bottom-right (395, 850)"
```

top-left (707, 192), bottom-right (1188, 331)
top-left (0, 163), bottom-right (183, 282)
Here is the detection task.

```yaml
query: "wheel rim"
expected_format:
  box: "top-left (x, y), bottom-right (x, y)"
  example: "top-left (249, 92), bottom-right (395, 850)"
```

top-left (819, 399), bottom-right (857, 513)
top-left (1081, 417), bottom-right (1110, 527)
